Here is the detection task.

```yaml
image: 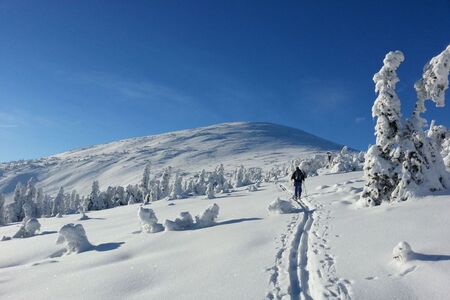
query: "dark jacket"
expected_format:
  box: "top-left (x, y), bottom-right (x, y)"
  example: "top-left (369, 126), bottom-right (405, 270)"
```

top-left (291, 169), bottom-right (306, 184)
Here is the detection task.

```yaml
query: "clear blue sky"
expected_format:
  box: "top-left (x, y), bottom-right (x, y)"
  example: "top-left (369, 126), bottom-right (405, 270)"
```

top-left (0, 0), bottom-right (449, 161)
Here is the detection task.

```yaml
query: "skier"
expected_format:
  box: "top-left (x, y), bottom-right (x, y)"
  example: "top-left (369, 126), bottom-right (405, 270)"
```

top-left (291, 167), bottom-right (306, 200)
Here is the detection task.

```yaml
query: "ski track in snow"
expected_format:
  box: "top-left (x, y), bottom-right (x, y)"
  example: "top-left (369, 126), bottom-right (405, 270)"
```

top-left (267, 182), bottom-right (353, 300)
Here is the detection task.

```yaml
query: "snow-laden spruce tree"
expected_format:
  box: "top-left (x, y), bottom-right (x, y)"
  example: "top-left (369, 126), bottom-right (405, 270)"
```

top-left (206, 181), bottom-right (215, 199)
top-left (362, 45), bottom-right (450, 205)
top-left (160, 167), bottom-right (172, 198)
top-left (88, 180), bottom-right (106, 210)
top-left (169, 174), bottom-right (183, 200)
top-left (361, 51), bottom-right (404, 206)
top-left (35, 187), bottom-right (45, 218)
top-left (23, 178), bottom-right (38, 220)
top-left (0, 194), bottom-right (6, 225)
top-left (392, 45), bottom-right (450, 201)
top-left (52, 187), bottom-right (65, 217)
top-left (6, 182), bottom-right (25, 222)
top-left (140, 162), bottom-right (151, 196)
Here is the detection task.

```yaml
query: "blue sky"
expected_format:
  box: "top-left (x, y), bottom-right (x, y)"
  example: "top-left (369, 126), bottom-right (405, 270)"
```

top-left (0, 0), bottom-right (449, 161)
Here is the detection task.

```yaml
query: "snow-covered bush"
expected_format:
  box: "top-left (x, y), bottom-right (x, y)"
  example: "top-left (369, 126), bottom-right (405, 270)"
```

top-left (268, 198), bottom-right (298, 214)
top-left (13, 218), bottom-right (41, 238)
top-left (56, 223), bottom-right (92, 254)
top-left (392, 241), bottom-right (414, 264)
top-left (138, 206), bottom-right (164, 233)
top-left (195, 203), bottom-right (219, 227)
top-left (165, 212), bottom-right (195, 231)
top-left (328, 147), bottom-right (364, 174)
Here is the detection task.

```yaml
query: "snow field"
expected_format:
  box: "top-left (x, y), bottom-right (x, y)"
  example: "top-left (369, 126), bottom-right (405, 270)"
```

top-left (2, 170), bottom-right (450, 299)
top-left (0, 182), bottom-right (293, 300)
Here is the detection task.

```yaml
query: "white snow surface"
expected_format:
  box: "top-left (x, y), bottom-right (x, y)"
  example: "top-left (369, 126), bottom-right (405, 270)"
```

top-left (0, 122), bottom-right (342, 198)
top-left (2, 171), bottom-right (450, 299)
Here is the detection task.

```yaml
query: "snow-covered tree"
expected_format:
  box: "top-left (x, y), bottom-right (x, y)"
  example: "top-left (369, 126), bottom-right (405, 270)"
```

top-left (23, 178), bottom-right (38, 220)
top-left (41, 194), bottom-right (52, 217)
top-left (169, 174), bottom-right (183, 200)
top-left (160, 167), bottom-right (172, 198)
top-left (372, 51), bottom-right (404, 151)
top-left (87, 180), bottom-right (105, 210)
top-left (112, 186), bottom-right (126, 206)
top-left (361, 51), bottom-right (404, 205)
top-left (392, 45), bottom-right (450, 201)
top-left (148, 179), bottom-right (161, 202)
top-left (234, 165), bottom-right (245, 188)
top-left (140, 162), bottom-right (151, 195)
top-left (194, 170), bottom-right (207, 195)
top-left (35, 188), bottom-right (45, 217)
top-left (206, 181), bottom-right (215, 199)
top-left (362, 45), bottom-right (450, 205)
top-left (52, 187), bottom-right (65, 217)
top-left (0, 194), bottom-right (6, 225)
top-left (6, 182), bottom-right (25, 222)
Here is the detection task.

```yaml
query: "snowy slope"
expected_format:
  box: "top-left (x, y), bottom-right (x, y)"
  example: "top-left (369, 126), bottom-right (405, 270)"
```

top-left (0, 122), bottom-right (343, 197)
top-left (2, 172), bottom-right (450, 299)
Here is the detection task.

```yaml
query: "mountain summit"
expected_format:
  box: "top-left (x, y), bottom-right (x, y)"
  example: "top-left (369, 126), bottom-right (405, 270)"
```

top-left (0, 122), bottom-right (343, 196)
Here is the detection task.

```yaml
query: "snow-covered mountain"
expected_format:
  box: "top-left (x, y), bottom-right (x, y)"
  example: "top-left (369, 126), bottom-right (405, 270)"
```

top-left (0, 122), bottom-right (344, 197)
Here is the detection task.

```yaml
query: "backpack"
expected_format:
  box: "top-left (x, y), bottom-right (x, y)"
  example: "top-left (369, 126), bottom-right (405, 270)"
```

top-left (293, 170), bottom-right (305, 181)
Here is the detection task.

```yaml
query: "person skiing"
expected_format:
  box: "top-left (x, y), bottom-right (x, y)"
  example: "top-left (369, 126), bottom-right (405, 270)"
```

top-left (291, 167), bottom-right (306, 200)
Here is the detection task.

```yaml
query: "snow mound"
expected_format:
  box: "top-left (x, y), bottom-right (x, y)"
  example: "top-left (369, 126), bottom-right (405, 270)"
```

top-left (138, 206), bottom-right (164, 233)
top-left (165, 212), bottom-right (195, 231)
top-left (56, 223), bottom-right (93, 254)
top-left (12, 218), bottom-right (41, 238)
top-left (393, 241), bottom-right (414, 264)
top-left (195, 203), bottom-right (220, 228)
top-left (268, 198), bottom-right (298, 214)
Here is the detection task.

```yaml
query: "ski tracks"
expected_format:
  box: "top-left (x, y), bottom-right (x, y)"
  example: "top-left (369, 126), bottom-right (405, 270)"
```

top-left (267, 183), bottom-right (353, 300)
